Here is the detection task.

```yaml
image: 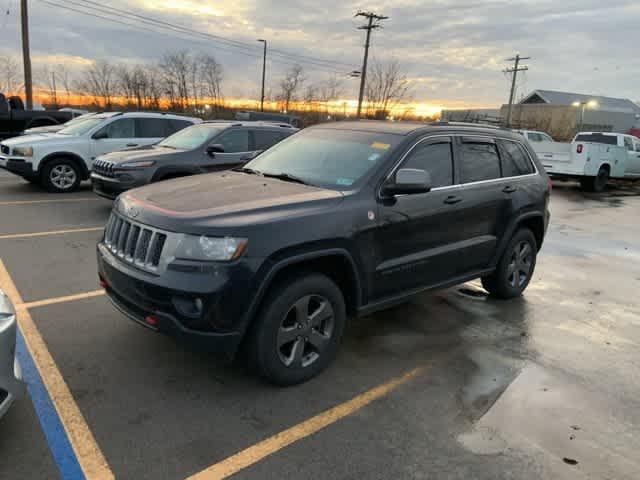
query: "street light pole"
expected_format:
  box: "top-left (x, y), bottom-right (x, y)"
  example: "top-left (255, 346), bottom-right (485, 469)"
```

top-left (258, 39), bottom-right (267, 112)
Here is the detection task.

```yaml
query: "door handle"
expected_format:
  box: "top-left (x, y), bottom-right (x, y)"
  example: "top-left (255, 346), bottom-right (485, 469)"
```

top-left (502, 185), bottom-right (517, 193)
top-left (126, 143), bottom-right (138, 147)
top-left (443, 195), bottom-right (462, 205)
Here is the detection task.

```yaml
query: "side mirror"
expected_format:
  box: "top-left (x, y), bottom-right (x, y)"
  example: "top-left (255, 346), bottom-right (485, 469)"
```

top-left (93, 130), bottom-right (108, 140)
top-left (382, 168), bottom-right (432, 196)
top-left (206, 144), bottom-right (225, 156)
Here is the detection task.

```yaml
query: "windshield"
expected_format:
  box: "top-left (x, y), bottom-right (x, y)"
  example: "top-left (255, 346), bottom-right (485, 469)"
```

top-left (158, 124), bottom-right (221, 150)
top-left (58, 117), bottom-right (105, 136)
top-left (244, 128), bottom-right (402, 189)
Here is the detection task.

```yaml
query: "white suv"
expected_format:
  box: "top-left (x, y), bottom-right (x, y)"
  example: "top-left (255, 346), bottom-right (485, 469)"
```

top-left (0, 112), bottom-right (201, 192)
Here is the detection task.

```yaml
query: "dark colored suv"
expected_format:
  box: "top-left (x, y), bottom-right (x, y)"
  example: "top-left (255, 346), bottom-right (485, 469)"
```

top-left (97, 121), bottom-right (550, 385)
top-left (91, 121), bottom-right (297, 199)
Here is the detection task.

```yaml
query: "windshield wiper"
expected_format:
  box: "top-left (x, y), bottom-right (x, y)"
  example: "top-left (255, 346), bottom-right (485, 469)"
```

top-left (262, 172), bottom-right (311, 186)
top-left (233, 167), bottom-right (263, 176)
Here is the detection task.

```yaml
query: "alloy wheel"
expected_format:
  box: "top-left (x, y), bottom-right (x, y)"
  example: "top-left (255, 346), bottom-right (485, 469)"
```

top-left (277, 294), bottom-right (335, 368)
top-left (507, 241), bottom-right (533, 288)
top-left (50, 164), bottom-right (77, 190)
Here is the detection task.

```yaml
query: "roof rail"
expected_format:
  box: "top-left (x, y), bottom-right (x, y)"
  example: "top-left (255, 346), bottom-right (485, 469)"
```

top-left (429, 121), bottom-right (504, 129)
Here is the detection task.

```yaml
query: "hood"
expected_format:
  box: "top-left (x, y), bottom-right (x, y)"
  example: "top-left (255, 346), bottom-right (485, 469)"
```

top-left (1, 132), bottom-right (84, 147)
top-left (23, 125), bottom-right (64, 135)
top-left (98, 145), bottom-right (181, 164)
top-left (119, 171), bottom-right (344, 233)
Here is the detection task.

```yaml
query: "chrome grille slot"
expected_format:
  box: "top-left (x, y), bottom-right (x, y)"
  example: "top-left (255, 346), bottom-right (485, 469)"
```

top-left (103, 212), bottom-right (168, 272)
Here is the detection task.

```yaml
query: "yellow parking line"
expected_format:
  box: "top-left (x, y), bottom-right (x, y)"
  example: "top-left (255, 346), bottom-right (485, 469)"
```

top-left (187, 365), bottom-right (426, 480)
top-left (0, 259), bottom-right (114, 480)
top-left (0, 226), bottom-right (104, 240)
top-left (18, 289), bottom-right (106, 310)
top-left (0, 198), bottom-right (104, 206)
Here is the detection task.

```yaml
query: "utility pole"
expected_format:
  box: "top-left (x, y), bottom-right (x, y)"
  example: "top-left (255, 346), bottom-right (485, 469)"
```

top-left (355, 11), bottom-right (388, 119)
top-left (504, 54), bottom-right (530, 128)
top-left (20, 0), bottom-right (33, 109)
top-left (258, 39), bottom-right (267, 112)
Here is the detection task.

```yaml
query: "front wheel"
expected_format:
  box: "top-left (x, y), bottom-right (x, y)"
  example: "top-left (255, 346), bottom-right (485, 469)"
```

top-left (580, 167), bottom-right (609, 193)
top-left (482, 229), bottom-right (537, 299)
top-left (42, 159), bottom-right (82, 193)
top-left (246, 272), bottom-right (346, 386)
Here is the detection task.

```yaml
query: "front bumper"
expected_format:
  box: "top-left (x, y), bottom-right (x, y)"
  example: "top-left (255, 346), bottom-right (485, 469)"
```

top-left (1, 293), bottom-right (25, 420)
top-left (91, 173), bottom-right (139, 200)
top-left (97, 243), bottom-right (262, 360)
top-left (0, 156), bottom-right (35, 177)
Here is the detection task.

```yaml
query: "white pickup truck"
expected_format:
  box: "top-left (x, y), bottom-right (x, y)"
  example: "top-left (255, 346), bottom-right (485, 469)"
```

top-left (533, 132), bottom-right (640, 192)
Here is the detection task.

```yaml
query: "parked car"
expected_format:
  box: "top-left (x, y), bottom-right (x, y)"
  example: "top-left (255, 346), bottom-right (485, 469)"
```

top-left (0, 112), bottom-right (201, 193)
top-left (0, 288), bottom-right (24, 420)
top-left (91, 121), bottom-right (297, 200)
top-left (513, 129), bottom-right (554, 143)
top-left (235, 110), bottom-right (302, 128)
top-left (0, 93), bottom-right (74, 140)
top-left (97, 121), bottom-right (550, 385)
top-left (22, 112), bottom-right (97, 136)
top-left (533, 132), bottom-right (640, 191)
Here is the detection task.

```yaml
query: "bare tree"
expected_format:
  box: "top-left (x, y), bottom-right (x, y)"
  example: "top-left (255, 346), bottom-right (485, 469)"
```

top-left (58, 65), bottom-right (73, 105)
top-left (36, 65), bottom-right (59, 107)
top-left (160, 51), bottom-right (191, 111)
top-left (277, 64), bottom-right (304, 112)
top-left (199, 54), bottom-right (223, 111)
top-left (0, 56), bottom-right (22, 94)
top-left (78, 60), bottom-right (115, 109)
top-left (365, 58), bottom-right (411, 119)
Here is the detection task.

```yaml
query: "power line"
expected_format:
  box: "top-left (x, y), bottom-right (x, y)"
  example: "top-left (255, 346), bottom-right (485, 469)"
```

top-left (40, 0), bottom-right (355, 73)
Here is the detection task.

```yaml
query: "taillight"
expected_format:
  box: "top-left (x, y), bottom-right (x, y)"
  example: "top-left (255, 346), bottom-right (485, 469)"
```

top-left (576, 144), bottom-right (583, 154)
top-left (144, 315), bottom-right (158, 326)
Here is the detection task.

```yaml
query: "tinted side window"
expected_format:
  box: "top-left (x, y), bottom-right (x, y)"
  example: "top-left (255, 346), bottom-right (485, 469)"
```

top-left (137, 118), bottom-right (168, 138)
top-left (101, 118), bottom-right (135, 139)
top-left (459, 140), bottom-right (501, 183)
top-left (401, 141), bottom-right (453, 188)
top-left (623, 137), bottom-right (634, 151)
top-left (216, 129), bottom-right (250, 153)
top-left (499, 141), bottom-right (534, 177)
top-left (168, 119), bottom-right (193, 135)
top-left (253, 130), bottom-right (287, 151)
top-left (527, 133), bottom-right (543, 142)
top-left (575, 134), bottom-right (617, 145)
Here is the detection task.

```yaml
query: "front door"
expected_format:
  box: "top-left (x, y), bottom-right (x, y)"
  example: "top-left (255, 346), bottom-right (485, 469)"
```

top-left (90, 118), bottom-right (139, 163)
top-left (623, 136), bottom-right (640, 176)
top-left (373, 137), bottom-right (469, 300)
top-left (203, 128), bottom-right (255, 172)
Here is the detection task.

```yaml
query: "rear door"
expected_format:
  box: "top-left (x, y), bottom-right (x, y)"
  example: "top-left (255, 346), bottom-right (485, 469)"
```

top-left (452, 136), bottom-right (512, 275)
top-left (374, 136), bottom-right (469, 299)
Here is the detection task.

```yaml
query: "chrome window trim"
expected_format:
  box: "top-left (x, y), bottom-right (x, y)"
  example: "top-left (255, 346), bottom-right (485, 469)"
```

top-left (379, 133), bottom-right (540, 199)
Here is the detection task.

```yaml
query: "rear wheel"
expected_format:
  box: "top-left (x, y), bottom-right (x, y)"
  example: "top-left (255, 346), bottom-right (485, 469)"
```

top-left (42, 158), bottom-right (82, 193)
top-left (247, 272), bottom-right (346, 386)
top-left (580, 167), bottom-right (609, 192)
top-left (482, 228), bottom-right (537, 299)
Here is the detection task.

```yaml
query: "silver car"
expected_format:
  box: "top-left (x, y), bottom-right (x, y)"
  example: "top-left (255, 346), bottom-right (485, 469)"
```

top-left (0, 288), bottom-right (24, 419)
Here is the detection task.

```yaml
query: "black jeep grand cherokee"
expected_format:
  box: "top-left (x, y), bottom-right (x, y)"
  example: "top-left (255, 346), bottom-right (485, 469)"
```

top-left (97, 121), bottom-right (550, 385)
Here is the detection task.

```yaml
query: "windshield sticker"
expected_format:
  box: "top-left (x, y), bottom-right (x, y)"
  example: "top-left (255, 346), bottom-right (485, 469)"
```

top-left (336, 178), bottom-right (354, 186)
top-left (371, 142), bottom-right (391, 150)
top-left (368, 153), bottom-right (382, 162)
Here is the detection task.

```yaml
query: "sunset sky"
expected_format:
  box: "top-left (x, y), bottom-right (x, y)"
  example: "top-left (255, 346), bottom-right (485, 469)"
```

top-left (0, 0), bottom-right (638, 112)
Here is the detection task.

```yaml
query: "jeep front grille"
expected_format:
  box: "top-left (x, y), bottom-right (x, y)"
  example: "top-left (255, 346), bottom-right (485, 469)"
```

top-left (104, 213), bottom-right (167, 270)
top-left (93, 159), bottom-right (116, 177)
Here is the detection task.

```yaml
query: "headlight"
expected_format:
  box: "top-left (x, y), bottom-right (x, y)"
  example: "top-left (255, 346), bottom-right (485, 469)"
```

top-left (12, 146), bottom-right (33, 157)
top-left (175, 235), bottom-right (248, 261)
top-left (119, 160), bottom-right (155, 168)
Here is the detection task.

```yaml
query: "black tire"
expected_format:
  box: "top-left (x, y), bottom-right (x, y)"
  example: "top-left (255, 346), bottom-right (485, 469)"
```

top-left (246, 272), bottom-right (346, 386)
top-left (580, 167), bottom-right (609, 193)
top-left (41, 158), bottom-right (82, 193)
top-left (482, 229), bottom-right (537, 299)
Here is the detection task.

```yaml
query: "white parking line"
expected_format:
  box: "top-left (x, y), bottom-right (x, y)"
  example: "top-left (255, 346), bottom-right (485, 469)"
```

top-left (0, 227), bottom-right (104, 240)
top-left (0, 198), bottom-right (104, 206)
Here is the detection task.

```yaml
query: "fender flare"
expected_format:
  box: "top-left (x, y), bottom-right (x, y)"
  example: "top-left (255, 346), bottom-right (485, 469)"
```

top-left (38, 152), bottom-right (90, 179)
top-left (242, 248), bottom-right (363, 331)
top-left (492, 211), bottom-right (546, 265)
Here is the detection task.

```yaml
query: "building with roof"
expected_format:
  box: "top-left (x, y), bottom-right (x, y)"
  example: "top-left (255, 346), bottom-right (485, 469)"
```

top-left (500, 90), bottom-right (640, 139)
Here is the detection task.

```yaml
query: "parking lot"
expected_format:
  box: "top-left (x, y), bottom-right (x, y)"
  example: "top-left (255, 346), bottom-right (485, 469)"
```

top-left (1, 168), bottom-right (640, 480)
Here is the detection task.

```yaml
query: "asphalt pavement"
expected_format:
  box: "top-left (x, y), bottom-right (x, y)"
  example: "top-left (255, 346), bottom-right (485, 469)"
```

top-left (1, 170), bottom-right (639, 480)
